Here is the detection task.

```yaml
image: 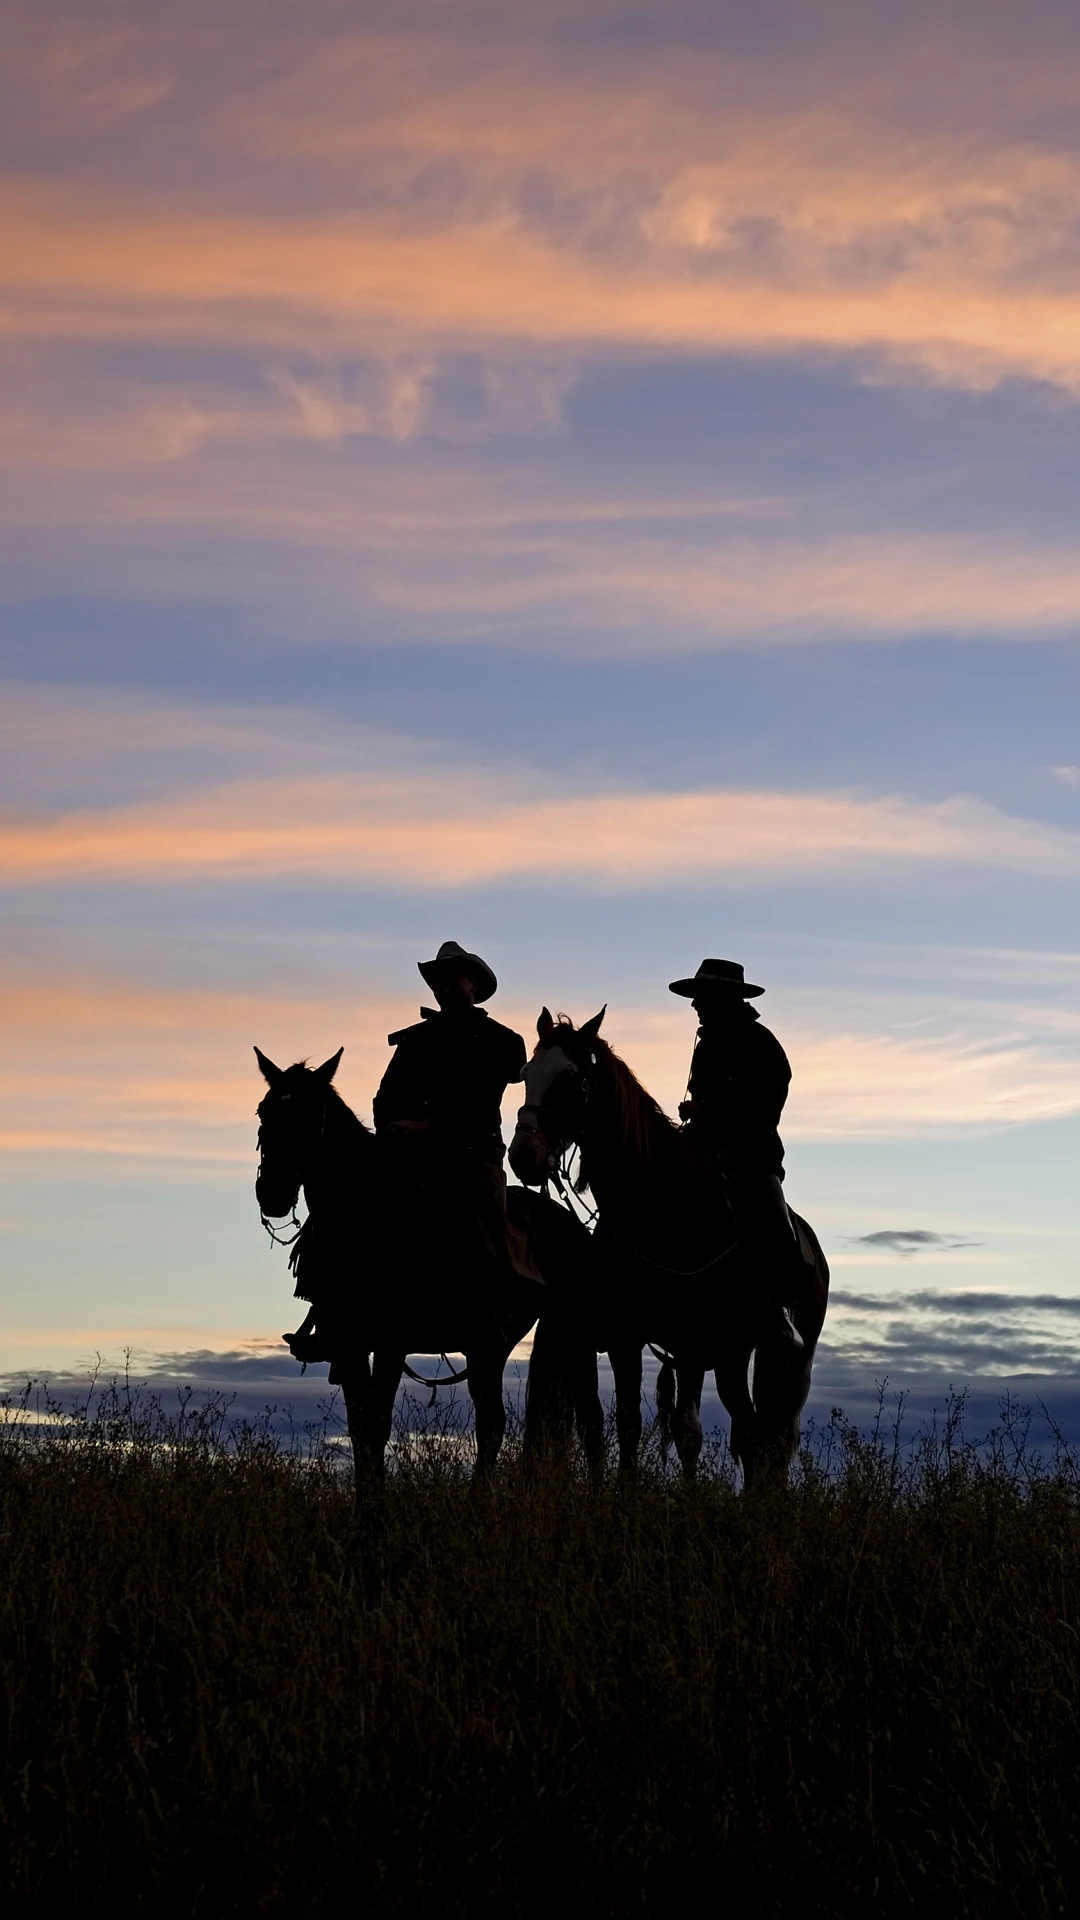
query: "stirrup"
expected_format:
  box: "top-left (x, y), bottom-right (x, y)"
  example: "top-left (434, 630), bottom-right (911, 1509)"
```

top-left (283, 1325), bottom-right (330, 1366)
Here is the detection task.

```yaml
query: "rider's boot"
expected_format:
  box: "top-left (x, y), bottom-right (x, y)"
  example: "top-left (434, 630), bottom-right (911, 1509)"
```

top-left (283, 1304), bottom-right (333, 1366)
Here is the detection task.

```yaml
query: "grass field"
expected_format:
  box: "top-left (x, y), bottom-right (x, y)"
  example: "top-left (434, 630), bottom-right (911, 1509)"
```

top-left (2, 1376), bottom-right (1079, 1917)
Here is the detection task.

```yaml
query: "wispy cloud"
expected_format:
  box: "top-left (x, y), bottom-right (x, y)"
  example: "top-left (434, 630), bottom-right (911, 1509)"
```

top-left (643, 1014), bottom-right (1080, 1139)
top-left (0, 682), bottom-right (428, 811)
top-left (11, 1294), bottom-right (1080, 1447)
top-left (10, 367), bottom-right (1080, 645)
top-left (3, 957), bottom-right (1080, 1180)
top-left (3, 771), bottom-right (1080, 890)
top-left (8, 15), bottom-right (1080, 392)
top-left (0, 966), bottom-right (399, 1168)
top-left (853, 1229), bottom-right (971, 1254)
top-left (851, 1229), bottom-right (981, 1255)
top-left (825, 1289), bottom-right (1080, 1378)
top-left (5, 180), bottom-right (1080, 403)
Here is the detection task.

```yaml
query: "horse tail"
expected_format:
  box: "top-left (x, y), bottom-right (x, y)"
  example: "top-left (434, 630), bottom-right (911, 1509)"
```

top-left (789, 1209), bottom-right (831, 1343)
top-left (656, 1357), bottom-right (676, 1451)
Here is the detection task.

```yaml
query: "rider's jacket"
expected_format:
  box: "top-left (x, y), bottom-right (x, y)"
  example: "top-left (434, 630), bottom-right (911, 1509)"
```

top-left (686, 1003), bottom-right (791, 1178)
top-left (373, 1006), bottom-right (527, 1164)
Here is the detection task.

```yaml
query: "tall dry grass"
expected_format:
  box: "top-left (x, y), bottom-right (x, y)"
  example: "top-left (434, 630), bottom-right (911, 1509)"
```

top-left (2, 1374), bottom-right (1079, 1916)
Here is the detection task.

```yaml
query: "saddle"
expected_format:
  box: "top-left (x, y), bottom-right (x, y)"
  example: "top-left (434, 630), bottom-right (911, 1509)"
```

top-left (281, 1148), bottom-right (547, 1372)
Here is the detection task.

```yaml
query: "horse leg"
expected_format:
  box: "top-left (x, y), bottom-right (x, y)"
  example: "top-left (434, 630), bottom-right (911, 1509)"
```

top-left (523, 1310), bottom-right (574, 1456)
top-left (656, 1357), bottom-right (675, 1457)
top-left (525, 1313), bottom-right (604, 1478)
top-left (671, 1364), bottom-right (705, 1480)
top-left (575, 1352), bottom-right (605, 1480)
top-left (750, 1335), bottom-right (816, 1485)
top-left (471, 1347), bottom-right (508, 1481)
top-left (339, 1356), bottom-right (381, 1502)
top-left (741, 1225), bottom-right (828, 1487)
top-left (713, 1347), bottom-right (759, 1488)
top-left (609, 1342), bottom-right (643, 1476)
top-left (371, 1349), bottom-right (406, 1459)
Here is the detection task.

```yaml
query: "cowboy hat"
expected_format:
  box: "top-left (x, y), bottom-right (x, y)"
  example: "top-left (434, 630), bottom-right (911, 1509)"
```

top-left (668, 958), bottom-right (764, 999)
top-left (418, 940), bottom-right (497, 1003)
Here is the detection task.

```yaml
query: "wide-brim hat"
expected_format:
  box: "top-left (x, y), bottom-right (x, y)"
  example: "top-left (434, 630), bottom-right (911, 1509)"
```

top-left (418, 940), bottom-right (497, 1003)
top-left (669, 958), bottom-right (764, 999)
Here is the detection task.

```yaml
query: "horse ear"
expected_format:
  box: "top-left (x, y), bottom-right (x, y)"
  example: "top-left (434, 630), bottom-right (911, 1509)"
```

top-left (254, 1046), bottom-right (283, 1085)
top-left (537, 1006), bottom-right (554, 1040)
top-left (579, 1005), bottom-right (606, 1041)
top-left (314, 1046), bottom-right (344, 1084)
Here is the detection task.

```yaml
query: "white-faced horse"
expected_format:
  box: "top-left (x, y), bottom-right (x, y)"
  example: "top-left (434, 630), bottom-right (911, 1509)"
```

top-left (508, 1010), bottom-right (830, 1487)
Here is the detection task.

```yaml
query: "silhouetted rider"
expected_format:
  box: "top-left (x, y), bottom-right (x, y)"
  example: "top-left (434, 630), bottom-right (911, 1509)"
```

top-left (374, 940), bottom-right (530, 1282)
top-left (670, 957), bottom-right (803, 1349)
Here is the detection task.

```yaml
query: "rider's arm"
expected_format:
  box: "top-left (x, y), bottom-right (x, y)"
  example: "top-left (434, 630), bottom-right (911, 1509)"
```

top-left (745, 1026), bottom-right (792, 1128)
top-left (372, 1034), bottom-right (429, 1133)
top-left (504, 1029), bottom-right (528, 1087)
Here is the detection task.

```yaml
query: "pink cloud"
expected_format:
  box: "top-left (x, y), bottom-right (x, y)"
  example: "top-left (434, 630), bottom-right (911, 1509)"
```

top-left (0, 967), bottom-right (405, 1167)
top-left (2, 773), bottom-right (1080, 888)
top-left (4, 962), bottom-right (1080, 1182)
top-left (5, 175), bottom-right (1080, 393)
top-left (6, 13), bottom-right (1080, 389)
top-left (6, 351), bottom-right (1080, 646)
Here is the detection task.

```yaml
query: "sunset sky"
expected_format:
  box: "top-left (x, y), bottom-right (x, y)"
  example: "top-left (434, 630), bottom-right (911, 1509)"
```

top-left (4, 0), bottom-right (1080, 1433)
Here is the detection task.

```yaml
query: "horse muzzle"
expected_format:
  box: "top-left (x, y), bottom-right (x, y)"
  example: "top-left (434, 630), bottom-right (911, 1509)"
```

top-left (256, 1168), bottom-right (301, 1218)
top-left (508, 1109), bottom-right (554, 1187)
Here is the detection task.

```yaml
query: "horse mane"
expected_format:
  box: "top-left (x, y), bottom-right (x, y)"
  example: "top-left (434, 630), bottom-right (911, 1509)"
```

top-left (323, 1084), bottom-right (376, 1142)
top-left (589, 1034), bottom-right (676, 1186)
top-left (541, 1017), bottom-right (676, 1191)
top-left (276, 1062), bottom-right (375, 1142)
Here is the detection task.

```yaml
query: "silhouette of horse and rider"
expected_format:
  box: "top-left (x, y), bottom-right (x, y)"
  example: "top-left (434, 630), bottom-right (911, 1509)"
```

top-left (254, 940), bottom-right (829, 1491)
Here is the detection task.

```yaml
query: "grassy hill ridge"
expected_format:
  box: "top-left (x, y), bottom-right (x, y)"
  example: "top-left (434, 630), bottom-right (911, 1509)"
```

top-left (2, 1380), bottom-right (1078, 1915)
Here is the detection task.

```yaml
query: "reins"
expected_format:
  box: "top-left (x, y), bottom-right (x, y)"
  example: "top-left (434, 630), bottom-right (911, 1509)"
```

top-left (258, 1088), bottom-right (337, 1248)
top-left (547, 1147), bottom-right (600, 1228)
top-left (260, 1091), bottom-right (478, 1406)
top-left (260, 1207), bottom-right (303, 1248)
top-left (526, 1082), bottom-right (744, 1278)
top-left (601, 1223), bottom-right (749, 1279)
top-left (402, 1355), bottom-right (470, 1406)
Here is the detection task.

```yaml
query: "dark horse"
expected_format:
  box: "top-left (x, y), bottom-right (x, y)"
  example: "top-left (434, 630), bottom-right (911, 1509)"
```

top-left (254, 1045), bottom-right (602, 1485)
top-left (508, 1009), bottom-right (830, 1487)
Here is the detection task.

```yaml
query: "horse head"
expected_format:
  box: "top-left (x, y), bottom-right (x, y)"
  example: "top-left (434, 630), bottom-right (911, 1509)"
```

top-left (508, 1006), bottom-right (605, 1187)
top-left (254, 1045), bottom-right (344, 1218)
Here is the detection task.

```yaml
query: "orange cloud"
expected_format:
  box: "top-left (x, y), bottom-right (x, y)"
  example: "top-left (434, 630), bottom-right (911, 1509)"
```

top-left (377, 533), bottom-right (1080, 643)
top-left (0, 967), bottom-right (406, 1168)
top-left (7, 16), bottom-right (1080, 650)
top-left (5, 174), bottom-right (1080, 392)
top-left (3, 962), bottom-right (1080, 1183)
top-left (7, 15), bottom-right (1080, 391)
top-left (7, 344), bottom-right (1080, 646)
top-left (2, 773), bottom-right (1080, 889)
top-left (599, 1006), bottom-right (1080, 1142)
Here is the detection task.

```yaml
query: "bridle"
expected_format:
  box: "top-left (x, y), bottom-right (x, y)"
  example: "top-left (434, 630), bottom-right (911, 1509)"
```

top-left (256, 1083), bottom-right (333, 1247)
top-left (516, 1053), bottom-right (598, 1228)
top-left (258, 1076), bottom-right (475, 1401)
top-left (517, 1048), bottom-right (741, 1270)
top-left (512, 1102), bottom-right (560, 1182)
